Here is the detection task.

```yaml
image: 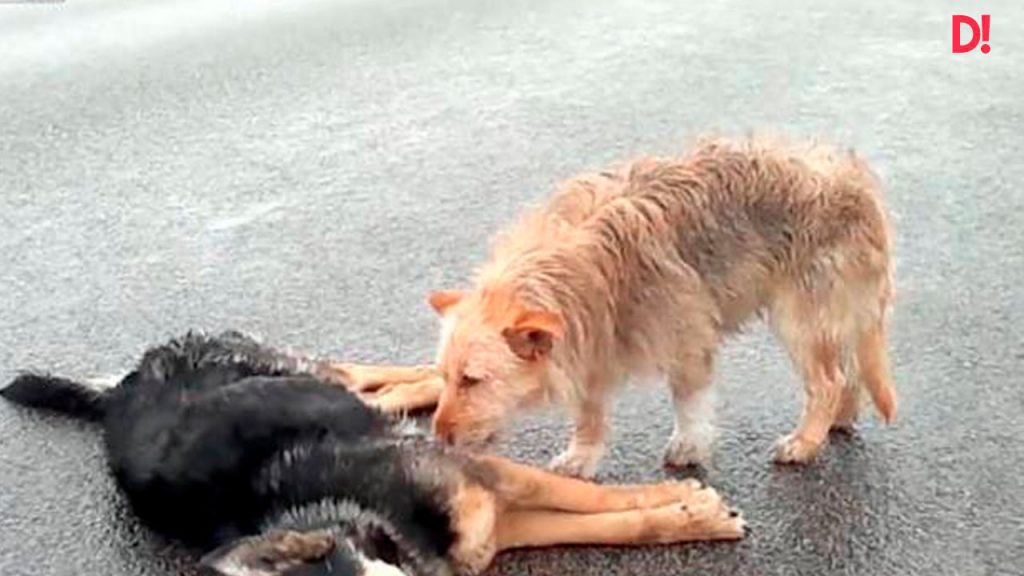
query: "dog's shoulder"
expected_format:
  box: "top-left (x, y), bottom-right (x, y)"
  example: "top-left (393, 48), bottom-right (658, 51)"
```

top-left (259, 433), bottom-right (462, 570)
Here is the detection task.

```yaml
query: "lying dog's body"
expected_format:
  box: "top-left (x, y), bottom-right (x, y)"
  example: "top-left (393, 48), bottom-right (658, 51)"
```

top-left (2, 331), bottom-right (743, 576)
top-left (429, 138), bottom-right (897, 477)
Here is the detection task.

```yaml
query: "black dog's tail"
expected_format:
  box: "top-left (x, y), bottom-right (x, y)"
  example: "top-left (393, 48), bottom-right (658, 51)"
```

top-left (1, 373), bottom-right (108, 421)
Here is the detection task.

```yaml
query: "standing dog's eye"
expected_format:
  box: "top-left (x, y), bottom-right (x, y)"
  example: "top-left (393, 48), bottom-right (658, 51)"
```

top-left (460, 375), bottom-right (482, 388)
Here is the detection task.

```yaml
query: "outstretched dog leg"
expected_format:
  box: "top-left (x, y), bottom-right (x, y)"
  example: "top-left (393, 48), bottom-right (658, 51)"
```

top-left (361, 376), bottom-right (445, 415)
top-left (495, 487), bottom-right (744, 551)
top-left (316, 362), bottom-right (438, 393)
top-left (477, 455), bottom-right (705, 513)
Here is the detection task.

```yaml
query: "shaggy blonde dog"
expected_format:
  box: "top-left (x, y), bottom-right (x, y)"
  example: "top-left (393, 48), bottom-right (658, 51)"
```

top-left (429, 138), bottom-right (896, 478)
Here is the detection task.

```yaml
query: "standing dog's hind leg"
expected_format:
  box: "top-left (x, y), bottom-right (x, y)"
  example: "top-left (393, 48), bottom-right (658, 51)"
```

top-left (831, 383), bottom-right (861, 433)
top-left (775, 337), bottom-right (845, 464)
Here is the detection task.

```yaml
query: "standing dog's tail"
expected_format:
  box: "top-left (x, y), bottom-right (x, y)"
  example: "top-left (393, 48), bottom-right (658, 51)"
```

top-left (1, 374), bottom-right (108, 421)
top-left (854, 319), bottom-right (897, 423)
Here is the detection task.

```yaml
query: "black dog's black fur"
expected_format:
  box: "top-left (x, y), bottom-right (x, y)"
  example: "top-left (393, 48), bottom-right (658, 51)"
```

top-left (2, 331), bottom-right (461, 576)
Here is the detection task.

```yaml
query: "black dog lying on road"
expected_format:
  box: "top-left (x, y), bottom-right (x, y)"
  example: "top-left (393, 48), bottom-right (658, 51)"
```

top-left (2, 331), bottom-right (743, 576)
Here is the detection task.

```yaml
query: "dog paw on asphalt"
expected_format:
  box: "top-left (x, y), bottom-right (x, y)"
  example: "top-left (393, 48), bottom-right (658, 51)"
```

top-left (662, 434), bottom-right (713, 469)
top-left (548, 448), bottom-right (602, 479)
top-left (640, 486), bottom-right (746, 543)
top-left (773, 433), bottom-right (823, 464)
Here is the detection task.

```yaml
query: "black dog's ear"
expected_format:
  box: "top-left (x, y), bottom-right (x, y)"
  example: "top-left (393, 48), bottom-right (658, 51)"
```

top-left (200, 530), bottom-right (335, 576)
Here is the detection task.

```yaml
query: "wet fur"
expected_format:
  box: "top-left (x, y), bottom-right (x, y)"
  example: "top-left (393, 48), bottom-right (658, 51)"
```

top-left (3, 332), bottom-right (748, 574)
top-left (2, 332), bottom-right (460, 576)
top-left (431, 137), bottom-right (897, 476)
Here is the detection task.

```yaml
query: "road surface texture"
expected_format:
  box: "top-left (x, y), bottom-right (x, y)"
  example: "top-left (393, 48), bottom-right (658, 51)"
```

top-left (1, 1), bottom-right (1022, 575)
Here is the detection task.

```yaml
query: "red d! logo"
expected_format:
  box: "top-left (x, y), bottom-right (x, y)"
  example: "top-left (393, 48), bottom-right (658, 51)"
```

top-left (953, 15), bottom-right (991, 54)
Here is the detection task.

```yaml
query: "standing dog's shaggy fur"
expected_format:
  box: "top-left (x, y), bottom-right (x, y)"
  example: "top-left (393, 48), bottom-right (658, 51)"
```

top-left (1, 331), bottom-right (744, 576)
top-left (429, 138), bottom-right (897, 478)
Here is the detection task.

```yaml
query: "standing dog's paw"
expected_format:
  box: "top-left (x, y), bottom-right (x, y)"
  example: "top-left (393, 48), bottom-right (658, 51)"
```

top-left (663, 433), bottom-right (712, 468)
top-left (829, 420), bottom-right (858, 435)
top-left (548, 447), bottom-right (602, 479)
top-left (773, 433), bottom-right (823, 464)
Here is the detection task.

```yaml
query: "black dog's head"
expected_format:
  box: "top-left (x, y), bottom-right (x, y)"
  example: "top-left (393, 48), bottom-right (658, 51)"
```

top-left (200, 528), bottom-right (407, 576)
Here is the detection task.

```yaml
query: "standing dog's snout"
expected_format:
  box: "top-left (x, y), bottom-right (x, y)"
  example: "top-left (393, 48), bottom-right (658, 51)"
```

top-left (432, 390), bottom-right (459, 445)
top-left (433, 416), bottom-right (456, 445)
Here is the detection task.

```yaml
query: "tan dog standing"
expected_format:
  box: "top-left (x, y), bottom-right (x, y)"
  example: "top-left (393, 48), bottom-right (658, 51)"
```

top-left (429, 138), bottom-right (897, 478)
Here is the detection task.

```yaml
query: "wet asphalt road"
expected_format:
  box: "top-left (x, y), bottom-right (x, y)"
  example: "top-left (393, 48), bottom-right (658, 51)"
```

top-left (1, 0), bottom-right (1023, 574)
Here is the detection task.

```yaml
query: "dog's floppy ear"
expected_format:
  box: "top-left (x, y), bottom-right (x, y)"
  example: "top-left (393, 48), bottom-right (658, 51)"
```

top-left (429, 290), bottom-right (466, 315)
top-left (502, 309), bottom-right (564, 361)
top-left (199, 530), bottom-right (335, 576)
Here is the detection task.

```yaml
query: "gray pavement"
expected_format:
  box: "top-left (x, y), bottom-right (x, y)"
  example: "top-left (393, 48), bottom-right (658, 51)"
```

top-left (2, 0), bottom-right (1023, 574)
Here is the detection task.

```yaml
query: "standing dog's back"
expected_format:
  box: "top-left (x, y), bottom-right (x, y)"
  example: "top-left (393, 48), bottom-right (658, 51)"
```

top-left (428, 138), bottom-right (895, 477)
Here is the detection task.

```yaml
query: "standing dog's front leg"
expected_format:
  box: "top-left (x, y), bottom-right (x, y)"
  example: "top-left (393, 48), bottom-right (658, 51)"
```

top-left (548, 393), bottom-right (607, 479)
top-left (664, 341), bottom-right (719, 468)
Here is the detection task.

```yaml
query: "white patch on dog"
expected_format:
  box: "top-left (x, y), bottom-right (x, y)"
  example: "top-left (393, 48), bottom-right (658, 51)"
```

top-left (357, 551), bottom-right (408, 576)
top-left (85, 374), bottom-right (124, 389)
top-left (203, 556), bottom-right (273, 576)
top-left (393, 417), bottom-right (429, 438)
top-left (664, 387), bottom-right (717, 467)
top-left (549, 443), bottom-right (605, 479)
